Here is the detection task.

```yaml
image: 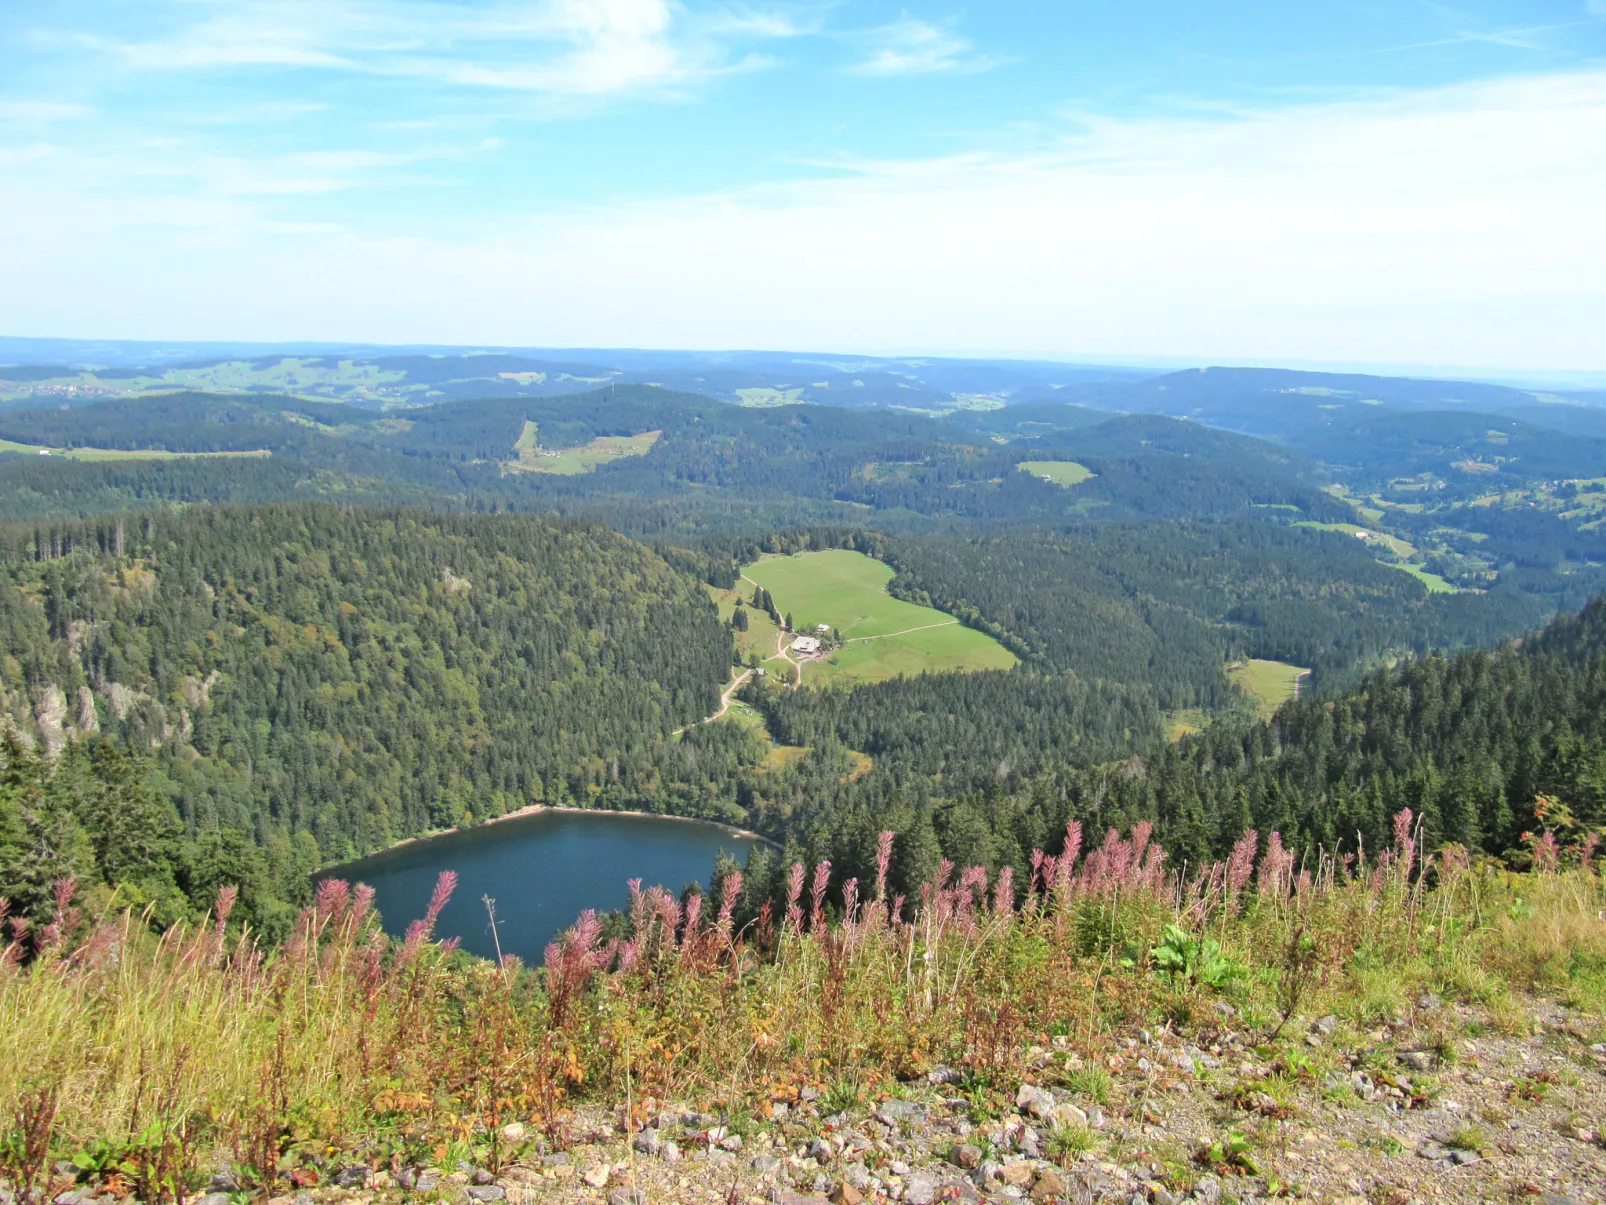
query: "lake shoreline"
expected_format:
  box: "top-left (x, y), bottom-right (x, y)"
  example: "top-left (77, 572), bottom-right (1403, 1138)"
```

top-left (318, 802), bottom-right (778, 876)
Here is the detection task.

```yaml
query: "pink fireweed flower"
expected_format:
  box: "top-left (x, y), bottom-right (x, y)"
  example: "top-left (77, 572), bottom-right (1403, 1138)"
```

top-left (214, 884), bottom-right (238, 936)
top-left (785, 863), bottom-right (805, 931)
top-left (810, 860), bottom-right (831, 931)
top-left (993, 865), bottom-right (1014, 915)
top-left (718, 872), bottom-right (742, 930)
top-left (1225, 829), bottom-right (1258, 897)
top-left (352, 883), bottom-right (375, 927)
top-left (401, 869), bottom-right (458, 965)
top-left (1063, 820), bottom-right (1083, 874)
top-left (315, 878), bottom-right (349, 920)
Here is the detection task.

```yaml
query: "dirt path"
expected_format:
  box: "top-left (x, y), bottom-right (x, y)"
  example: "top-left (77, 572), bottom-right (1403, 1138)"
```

top-left (708, 669), bottom-right (752, 721)
top-left (673, 669), bottom-right (753, 735)
top-left (841, 619), bottom-right (958, 644)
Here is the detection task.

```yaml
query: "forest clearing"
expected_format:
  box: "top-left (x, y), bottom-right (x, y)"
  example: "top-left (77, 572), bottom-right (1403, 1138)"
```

top-left (741, 550), bottom-right (1017, 685)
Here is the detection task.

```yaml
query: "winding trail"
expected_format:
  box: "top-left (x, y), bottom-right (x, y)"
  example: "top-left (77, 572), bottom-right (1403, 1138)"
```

top-left (674, 668), bottom-right (753, 735)
top-left (841, 619), bottom-right (958, 644)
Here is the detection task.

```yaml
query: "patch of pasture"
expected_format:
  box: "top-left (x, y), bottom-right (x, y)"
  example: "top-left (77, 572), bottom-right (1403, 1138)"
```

top-left (743, 549), bottom-right (1017, 685)
top-left (1228, 659), bottom-right (1310, 721)
top-left (508, 423), bottom-right (661, 475)
top-left (1018, 460), bottom-right (1094, 487)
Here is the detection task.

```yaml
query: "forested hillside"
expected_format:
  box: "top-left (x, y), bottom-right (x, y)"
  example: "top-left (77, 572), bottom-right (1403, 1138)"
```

top-left (736, 590), bottom-right (1606, 909)
top-left (0, 506), bottom-right (736, 933)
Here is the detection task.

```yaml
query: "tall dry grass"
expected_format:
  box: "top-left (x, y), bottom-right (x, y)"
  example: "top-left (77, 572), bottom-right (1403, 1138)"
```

top-left (2, 810), bottom-right (1601, 1202)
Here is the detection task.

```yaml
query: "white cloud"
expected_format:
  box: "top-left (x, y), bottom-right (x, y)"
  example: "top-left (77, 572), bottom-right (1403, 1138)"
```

top-left (1, 70), bottom-right (1603, 371)
top-left (0, 101), bottom-right (92, 122)
top-left (84, 0), bottom-right (801, 98)
top-left (847, 15), bottom-right (999, 76)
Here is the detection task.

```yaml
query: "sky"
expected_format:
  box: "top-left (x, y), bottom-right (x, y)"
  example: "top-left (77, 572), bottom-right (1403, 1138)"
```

top-left (1, 1), bottom-right (1603, 372)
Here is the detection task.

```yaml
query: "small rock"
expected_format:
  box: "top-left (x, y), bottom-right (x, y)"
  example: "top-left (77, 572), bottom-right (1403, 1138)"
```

top-left (752, 1156), bottom-right (783, 1176)
top-left (1451, 1149), bottom-right (1480, 1165)
top-left (1315, 1015), bottom-right (1339, 1036)
top-left (954, 1144), bottom-right (983, 1170)
top-left (1541, 1197), bottom-right (1583, 1205)
top-left (472, 1167), bottom-right (496, 1185)
top-left (1557, 1122), bottom-right (1597, 1142)
top-left (542, 1153), bottom-right (570, 1167)
top-left (1029, 1169), bottom-right (1066, 1201)
top-left (808, 1138), bottom-right (833, 1163)
top-left (1001, 1163), bottom-right (1036, 1187)
top-left (466, 1188), bottom-right (506, 1203)
top-left (1399, 1051), bottom-right (1437, 1073)
top-left (1085, 1105), bottom-right (1105, 1129)
top-left (500, 1121), bottom-right (526, 1144)
top-left (1016, 1084), bottom-right (1056, 1120)
top-left (208, 1170), bottom-right (242, 1193)
top-left (582, 1164), bottom-right (612, 1188)
top-left (842, 1163), bottom-right (873, 1192)
top-left (928, 1066), bottom-right (960, 1085)
top-left (889, 1159), bottom-right (912, 1176)
top-left (660, 1141), bottom-right (681, 1165)
top-left (1416, 1140), bottom-right (1453, 1161)
top-left (904, 1172), bottom-right (940, 1205)
top-left (415, 1170), bottom-right (442, 1191)
top-left (875, 1100), bottom-right (922, 1127)
top-left (607, 1190), bottom-right (645, 1205)
top-left (831, 1186), bottom-right (866, 1205)
top-left (1019, 1127), bottom-right (1042, 1158)
top-left (1053, 1103), bottom-right (1088, 1130)
top-left (1192, 1175), bottom-right (1222, 1205)
top-left (633, 1129), bottom-right (661, 1156)
top-left (720, 1134), bottom-right (744, 1152)
top-left (974, 1160), bottom-right (1002, 1187)
top-left (333, 1167), bottom-right (370, 1189)
top-left (192, 1193), bottom-right (230, 1205)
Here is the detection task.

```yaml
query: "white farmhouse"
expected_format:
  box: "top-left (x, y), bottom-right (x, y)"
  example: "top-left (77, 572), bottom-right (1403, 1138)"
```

top-left (791, 635), bottom-right (821, 655)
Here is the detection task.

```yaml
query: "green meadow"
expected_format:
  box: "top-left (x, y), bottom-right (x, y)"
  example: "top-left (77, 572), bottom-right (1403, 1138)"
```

top-left (1229, 658), bottom-right (1310, 720)
top-left (1017, 460), bottom-right (1094, 486)
top-left (0, 440), bottom-right (270, 461)
top-left (508, 422), bottom-right (661, 474)
top-left (743, 549), bottom-right (1017, 685)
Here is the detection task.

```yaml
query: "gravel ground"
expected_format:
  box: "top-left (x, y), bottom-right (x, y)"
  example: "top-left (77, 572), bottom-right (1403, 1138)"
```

top-left (44, 998), bottom-right (1606, 1205)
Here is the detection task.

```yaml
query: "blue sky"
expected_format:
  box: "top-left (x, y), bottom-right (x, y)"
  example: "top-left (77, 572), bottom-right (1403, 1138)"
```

top-left (1, 1), bottom-right (1603, 370)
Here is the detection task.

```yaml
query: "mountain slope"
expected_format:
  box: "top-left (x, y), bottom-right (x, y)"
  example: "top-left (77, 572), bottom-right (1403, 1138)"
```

top-left (0, 506), bottom-right (734, 916)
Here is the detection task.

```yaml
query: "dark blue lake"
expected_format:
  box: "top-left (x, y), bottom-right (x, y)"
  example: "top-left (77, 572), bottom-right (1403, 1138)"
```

top-left (321, 810), bottom-right (761, 964)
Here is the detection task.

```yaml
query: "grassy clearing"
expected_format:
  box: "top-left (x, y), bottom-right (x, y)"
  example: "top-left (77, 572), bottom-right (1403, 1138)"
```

top-left (1229, 659), bottom-right (1310, 720)
top-left (506, 423), bottom-right (661, 475)
top-left (706, 582), bottom-right (784, 665)
top-left (733, 387), bottom-right (804, 407)
top-left (4, 820), bottom-right (1602, 1203)
top-left (1395, 561), bottom-right (1459, 594)
top-left (1018, 460), bottom-right (1094, 486)
top-left (0, 440), bottom-right (270, 461)
top-left (743, 550), bottom-right (1017, 685)
top-left (1166, 708), bottom-right (1208, 741)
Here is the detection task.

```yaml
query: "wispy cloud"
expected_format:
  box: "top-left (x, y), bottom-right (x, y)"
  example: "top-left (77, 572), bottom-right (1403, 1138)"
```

top-left (846, 15), bottom-right (1001, 76)
top-left (77, 0), bottom-right (803, 99)
top-left (0, 101), bottom-right (92, 123)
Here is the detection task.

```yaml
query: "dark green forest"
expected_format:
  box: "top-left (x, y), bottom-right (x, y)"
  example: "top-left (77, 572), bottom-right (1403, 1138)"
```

top-left (4, 371), bottom-right (1606, 943)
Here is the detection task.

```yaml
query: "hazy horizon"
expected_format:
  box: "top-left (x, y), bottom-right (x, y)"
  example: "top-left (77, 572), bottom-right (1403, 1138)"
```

top-left (2, 1), bottom-right (1603, 370)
